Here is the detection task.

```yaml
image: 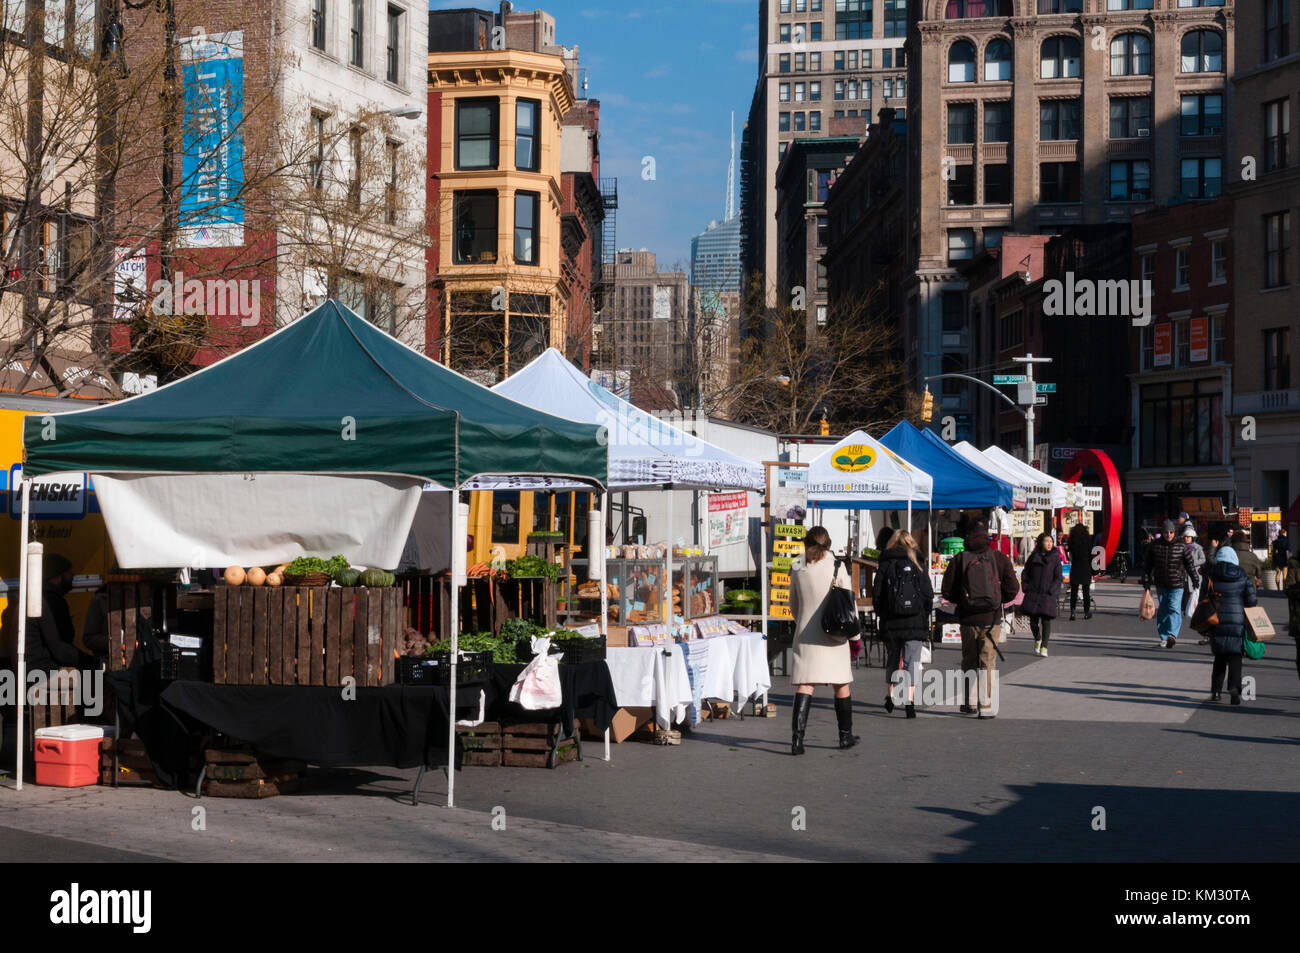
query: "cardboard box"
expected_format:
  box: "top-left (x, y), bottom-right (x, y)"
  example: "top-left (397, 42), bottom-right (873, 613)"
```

top-left (1244, 606), bottom-right (1276, 642)
top-left (580, 706), bottom-right (653, 743)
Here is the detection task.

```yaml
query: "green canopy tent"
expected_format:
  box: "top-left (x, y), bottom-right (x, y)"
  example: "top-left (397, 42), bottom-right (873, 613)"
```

top-left (14, 300), bottom-right (607, 803)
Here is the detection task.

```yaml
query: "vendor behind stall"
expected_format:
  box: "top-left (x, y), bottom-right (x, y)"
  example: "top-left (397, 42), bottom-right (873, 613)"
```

top-left (24, 553), bottom-right (98, 673)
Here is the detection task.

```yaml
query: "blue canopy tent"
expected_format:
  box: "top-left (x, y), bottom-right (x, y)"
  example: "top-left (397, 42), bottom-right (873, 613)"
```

top-left (880, 421), bottom-right (1020, 510)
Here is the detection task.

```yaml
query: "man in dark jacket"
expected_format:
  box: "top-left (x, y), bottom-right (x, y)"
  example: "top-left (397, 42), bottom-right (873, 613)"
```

top-left (1066, 522), bottom-right (1094, 621)
top-left (1232, 530), bottom-right (1263, 588)
top-left (941, 522), bottom-right (1019, 718)
top-left (25, 553), bottom-right (96, 673)
top-left (1142, 520), bottom-right (1200, 648)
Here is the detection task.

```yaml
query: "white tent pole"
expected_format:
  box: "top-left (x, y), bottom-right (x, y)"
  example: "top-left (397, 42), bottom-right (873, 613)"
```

top-left (15, 479), bottom-right (30, 791)
top-left (760, 518), bottom-right (768, 641)
top-left (664, 488), bottom-right (674, 632)
top-left (446, 493), bottom-right (459, 809)
top-left (600, 491), bottom-right (611, 762)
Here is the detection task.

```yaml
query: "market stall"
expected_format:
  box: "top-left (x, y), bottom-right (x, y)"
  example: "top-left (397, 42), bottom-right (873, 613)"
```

top-left (805, 430), bottom-right (933, 529)
top-left (15, 301), bottom-right (609, 805)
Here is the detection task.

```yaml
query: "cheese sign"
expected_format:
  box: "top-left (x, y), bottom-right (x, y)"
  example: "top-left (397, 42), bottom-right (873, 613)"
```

top-left (770, 604), bottom-right (793, 620)
top-left (774, 523), bottom-right (805, 538)
top-left (770, 572), bottom-right (791, 588)
top-left (774, 538), bottom-right (804, 555)
top-left (773, 556), bottom-right (793, 571)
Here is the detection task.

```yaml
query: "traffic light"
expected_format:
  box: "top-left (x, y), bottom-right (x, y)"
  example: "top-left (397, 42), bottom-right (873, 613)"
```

top-left (920, 388), bottom-right (934, 423)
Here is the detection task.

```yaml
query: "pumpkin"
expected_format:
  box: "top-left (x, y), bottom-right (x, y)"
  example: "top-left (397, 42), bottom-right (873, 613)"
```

top-left (360, 567), bottom-right (388, 588)
top-left (224, 566), bottom-right (246, 586)
top-left (385, 571), bottom-right (396, 587)
top-left (266, 572), bottom-right (283, 587)
top-left (273, 564), bottom-right (288, 575)
top-left (247, 567), bottom-right (267, 586)
top-left (335, 568), bottom-right (362, 588)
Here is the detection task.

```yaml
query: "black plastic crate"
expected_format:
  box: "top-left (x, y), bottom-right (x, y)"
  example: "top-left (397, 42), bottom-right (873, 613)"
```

top-left (398, 652), bottom-right (491, 686)
top-left (551, 636), bottom-right (606, 664)
top-left (162, 640), bottom-right (204, 681)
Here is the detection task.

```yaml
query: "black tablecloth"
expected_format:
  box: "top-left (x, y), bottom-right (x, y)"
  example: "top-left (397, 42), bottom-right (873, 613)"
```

top-left (159, 682), bottom-right (483, 770)
top-left (489, 660), bottom-right (617, 737)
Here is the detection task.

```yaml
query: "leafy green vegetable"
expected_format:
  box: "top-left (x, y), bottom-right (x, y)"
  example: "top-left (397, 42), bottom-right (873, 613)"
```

top-left (506, 555), bottom-right (559, 581)
top-left (861, 547), bottom-right (880, 559)
top-left (725, 588), bottom-right (760, 604)
top-left (431, 631), bottom-right (522, 664)
top-left (287, 555), bottom-right (350, 576)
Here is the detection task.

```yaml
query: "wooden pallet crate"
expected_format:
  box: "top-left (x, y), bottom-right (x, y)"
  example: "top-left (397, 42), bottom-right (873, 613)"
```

top-left (203, 746), bottom-right (304, 797)
top-left (457, 722), bottom-right (503, 767)
top-left (98, 738), bottom-right (156, 786)
top-left (204, 776), bottom-right (303, 798)
top-left (501, 721), bottom-right (579, 768)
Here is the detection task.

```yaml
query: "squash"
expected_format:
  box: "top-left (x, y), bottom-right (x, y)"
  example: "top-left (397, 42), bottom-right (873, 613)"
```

top-left (266, 572), bottom-right (283, 587)
top-left (224, 566), bottom-right (246, 587)
top-left (360, 567), bottom-right (388, 588)
top-left (385, 571), bottom-right (396, 587)
top-left (273, 564), bottom-right (288, 575)
top-left (335, 568), bottom-right (362, 588)
top-left (247, 567), bottom-right (267, 587)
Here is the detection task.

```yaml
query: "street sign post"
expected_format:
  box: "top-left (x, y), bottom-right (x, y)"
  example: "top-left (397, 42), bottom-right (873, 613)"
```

top-left (994, 375), bottom-right (1027, 385)
top-left (1036, 383), bottom-right (1057, 393)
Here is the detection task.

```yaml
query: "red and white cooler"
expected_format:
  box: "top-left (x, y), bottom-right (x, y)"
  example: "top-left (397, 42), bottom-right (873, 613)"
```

top-left (34, 725), bottom-right (105, 787)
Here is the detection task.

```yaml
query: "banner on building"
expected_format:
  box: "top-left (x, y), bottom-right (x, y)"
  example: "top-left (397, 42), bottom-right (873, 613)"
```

top-left (1153, 323), bottom-right (1172, 368)
top-left (1189, 317), bottom-right (1209, 363)
top-left (179, 31), bottom-right (245, 248)
top-left (113, 246), bottom-right (147, 321)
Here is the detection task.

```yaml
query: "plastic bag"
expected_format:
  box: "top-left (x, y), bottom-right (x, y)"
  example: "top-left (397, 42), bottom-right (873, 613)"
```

top-left (509, 635), bottom-right (564, 710)
top-left (1139, 588), bottom-right (1156, 621)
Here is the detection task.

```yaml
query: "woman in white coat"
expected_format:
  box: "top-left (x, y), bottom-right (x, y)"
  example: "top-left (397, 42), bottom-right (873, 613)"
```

top-left (790, 526), bottom-right (861, 754)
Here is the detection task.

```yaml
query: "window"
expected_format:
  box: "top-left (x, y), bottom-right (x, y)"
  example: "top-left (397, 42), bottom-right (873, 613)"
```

top-left (1181, 94), bottom-right (1223, 137)
top-left (350, 0), bottom-right (364, 67)
top-left (1266, 0), bottom-right (1291, 63)
top-left (984, 102), bottom-right (1011, 142)
top-left (780, 83), bottom-right (791, 103)
top-left (835, 0), bottom-right (874, 40)
top-left (834, 51), bottom-right (845, 70)
top-left (456, 98), bottom-right (498, 170)
top-left (810, 82), bottom-right (821, 101)
top-left (385, 141), bottom-right (398, 225)
top-left (984, 227), bottom-right (1006, 249)
top-left (347, 126), bottom-right (362, 208)
top-left (948, 41), bottom-right (976, 83)
top-left (1180, 157), bottom-right (1221, 199)
top-left (810, 110), bottom-right (822, 131)
top-left (514, 191), bottom-right (538, 266)
top-left (811, 22), bottom-right (822, 40)
top-left (897, 79), bottom-right (906, 97)
top-left (949, 165), bottom-right (975, 205)
top-left (882, 79), bottom-right (893, 98)
top-left (779, 54), bottom-right (790, 72)
top-left (1108, 0), bottom-right (1154, 9)
top-left (1264, 98), bottom-right (1290, 173)
top-left (513, 100), bottom-right (540, 173)
top-left (848, 50), bottom-right (858, 70)
top-left (1178, 0), bottom-right (1224, 5)
top-left (37, 219), bottom-right (60, 292)
top-left (797, 0), bottom-right (806, 11)
top-left (454, 190), bottom-right (498, 264)
top-left (834, 81), bottom-right (845, 101)
top-left (948, 228), bottom-right (975, 264)
top-left (779, 24), bottom-right (791, 43)
top-left (1139, 379), bottom-right (1223, 469)
top-left (795, 52), bottom-right (805, 70)
top-left (817, 214), bottom-right (829, 245)
top-left (948, 104), bottom-right (975, 144)
top-left (1109, 33), bottom-right (1151, 76)
top-left (1038, 0), bottom-right (1082, 11)
top-left (310, 113), bottom-right (326, 191)
top-left (848, 80), bottom-right (858, 99)
top-left (881, 49), bottom-right (891, 68)
top-left (999, 311), bottom-right (1024, 350)
top-left (1041, 162), bottom-right (1080, 202)
top-left (1141, 252), bottom-right (1156, 287)
top-left (491, 492), bottom-right (522, 544)
top-left (794, 112), bottom-right (806, 131)
top-left (1040, 100), bottom-right (1080, 140)
top-left (1174, 319), bottom-right (1192, 367)
top-left (863, 79), bottom-right (871, 99)
top-left (1040, 36), bottom-right (1081, 79)
top-left (1174, 246), bottom-right (1191, 288)
top-left (816, 305), bottom-right (828, 327)
top-left (984, 164), bottom-right (1011, 204)
top-left (810, 52), bottom-right (821, 70)
top-left (1109, 160), bottom-right (1151, 201)
top-left (834, 109), bottom-right (845, 118)
top-left (884, 0), bottom-right (906, 35)
top-left (985, 38), bottom-right (1011, 81)
top-left (945, 0), bottom-right (1012, 16)
top-left (1110, 96), bottom-right (1151, 139)
top-left (779, 112), bottom-right (791, 132)
top-left (863, 50), bottom-right (872, 68)
top-left (312, 0), bottom-right (326, 50)
top-left (1211, 240), bottom-right (1227, 282)
top-left (1211, 314), bottom-right (1226, 362)
top-left (1140, 325), bottom-right (1155, 370)
top-left (1181, 30), bottom-right (1223, 73)
top-left (795, 82), bottom-right (805, 102)
top-left (1264, 329), bottom-right (1291, 390)
top-left (386, 6), bottom-right (402, 83)
top-left (941, 291), bottom-right (965, 332)
top-left (1264, 211), bottom-right (1290, 288)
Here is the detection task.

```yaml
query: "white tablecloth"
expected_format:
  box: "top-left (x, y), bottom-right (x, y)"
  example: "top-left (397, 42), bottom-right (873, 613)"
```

top-left (606, 634), bottom-right (770, 729)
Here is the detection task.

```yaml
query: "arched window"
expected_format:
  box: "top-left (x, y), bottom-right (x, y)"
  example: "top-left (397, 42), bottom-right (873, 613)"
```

top-left (1040, 36), bottom-right (1080, 79)
top-left (948, 40), bottom-right (976, 83)
top-left (1109, 33), bottom-right (1152, 76)
top-left (946, 0), bottom-right (1012, 17)
top-left (1181, 30), bottom-right (1223, 73)
top-left (984, 38), bottom-right (1012, 81)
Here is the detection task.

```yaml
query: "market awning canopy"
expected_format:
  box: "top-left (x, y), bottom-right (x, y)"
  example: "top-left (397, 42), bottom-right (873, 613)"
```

top-left (22, 300), bottom-right (607, 489)
top-left (951, 442), bottom-right (1038, 505)
top-left (806, 430), bottom-right (933, 510)
top-left (486, 347), bottom-right (763, 491)
top-left (981, 445), bottom-right (1075, 509)
top-left (880, 421), bottom-right (1021, 510)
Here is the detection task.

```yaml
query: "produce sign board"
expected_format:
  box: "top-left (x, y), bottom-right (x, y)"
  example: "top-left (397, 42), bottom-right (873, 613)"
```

top-left (769, 588), bottom-right (789, 604)
top-left (770, 572), bottom-right (790, 588)
top-left (770, 604), bottom-right (793, 620)
top-left (773, 539), bottom-right (804, 556)
top-left (774, 523), bottom-right (805, 538)
top-left (772, 556), bottom-right (793, 571)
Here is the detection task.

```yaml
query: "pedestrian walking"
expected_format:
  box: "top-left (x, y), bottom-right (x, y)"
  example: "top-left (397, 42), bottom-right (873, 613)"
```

top-left (1021, 532), bottom-right (1063, 657)
top-left (872, 530), bottom-right (934, 718)
top-left (1067, 522), bottom-right (1094, 620)
top-left (941, 521), bottom-right (1020, 718)
top-left (1271, 528), bottom-right (1290, 590)
top-left (1182, 525), bottom-right (1205, 621)
top-left (789, 526), bottom-right (861, 754)
top-left (1232, 530), bottom-right (1264, 588)
top-left (1141, 519), bottom-right (1199, 648)
top-left (1206, 546), bottom-right (1258, 705)
top-left (1284, 546), bottom-right (1300, 685)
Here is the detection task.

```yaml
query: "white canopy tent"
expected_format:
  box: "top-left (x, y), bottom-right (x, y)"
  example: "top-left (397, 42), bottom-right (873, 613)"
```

top-left (982, 445), bottom-right (1078, 510)
top-left (806, 430), bottom-right (934, 536)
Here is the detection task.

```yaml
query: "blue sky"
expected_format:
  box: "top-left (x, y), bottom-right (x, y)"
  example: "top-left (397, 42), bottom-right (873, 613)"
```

top-left (431, 0), bottom-right (761, 273)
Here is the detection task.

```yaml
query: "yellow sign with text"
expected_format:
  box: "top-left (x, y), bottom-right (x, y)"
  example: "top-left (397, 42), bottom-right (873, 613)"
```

top-left (831, 444), bottom-right (876, 473)
top-left (770, 572), bottom-right (790, 588)
top-left (770, 588), bottom-right (790, 604)
top-left (770, 604), bottom-right (793, 620)
top-left (773, 523), bottom-right (805, 538)
top-left (774, 539), bottom-right (804, 555)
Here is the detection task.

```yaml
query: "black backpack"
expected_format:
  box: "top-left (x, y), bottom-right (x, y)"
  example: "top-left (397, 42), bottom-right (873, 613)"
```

top-left (884, 559), bottom-right (925, 617)
top-left (959, 549), bottom-right (1002, 615)
top-left (821, 557), bottom-right (861, 639)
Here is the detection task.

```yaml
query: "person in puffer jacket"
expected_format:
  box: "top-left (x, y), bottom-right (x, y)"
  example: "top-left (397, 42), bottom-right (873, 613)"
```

top-left (1142, 519), bottom-right (1200, 648)
top-left (1231, 530), bottom-right (1264, 588)
top-left (872, 530), bottom-right (934, 718)
top-left (1206, 546), bottom-right (1257, 705)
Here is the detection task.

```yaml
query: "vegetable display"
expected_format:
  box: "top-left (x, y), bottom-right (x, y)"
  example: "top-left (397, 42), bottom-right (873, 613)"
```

top-left (286, 555), bottom-right (350, 576)
top-left (505, 555), bottom-right (559, 581)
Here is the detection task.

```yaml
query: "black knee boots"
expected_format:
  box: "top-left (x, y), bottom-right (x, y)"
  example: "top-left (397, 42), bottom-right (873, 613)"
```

top-left (834, 697), bottom-right (859, 749)
top-left (791, 694), bottom-right (811, 755)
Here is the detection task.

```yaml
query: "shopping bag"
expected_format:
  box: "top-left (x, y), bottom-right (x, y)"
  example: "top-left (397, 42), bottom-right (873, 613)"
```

top-left (1138, 588), bottom-right (1156, 621)
top-left (1243, 607), bottom-right (1276, 643)
top-left (509, 636), bottom-right (564, 709)
top-left (920, 642), bottom-right (933, 665)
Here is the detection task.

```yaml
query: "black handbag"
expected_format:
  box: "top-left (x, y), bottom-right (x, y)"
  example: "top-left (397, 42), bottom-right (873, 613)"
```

top-left (821, 557), bottom-right (862, 641)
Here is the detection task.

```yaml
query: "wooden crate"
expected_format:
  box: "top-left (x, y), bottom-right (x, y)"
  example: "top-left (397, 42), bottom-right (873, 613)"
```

top-left (501, 721), bottom-right (579, 768)
top-left (99, 737), bottom-right (156, 786)
top-left (203, 747), bottom-right (304, 798)
top-left (457, 722), bottom-right (503, 767)
top-left (205, 776), bottom-right (303, 798)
